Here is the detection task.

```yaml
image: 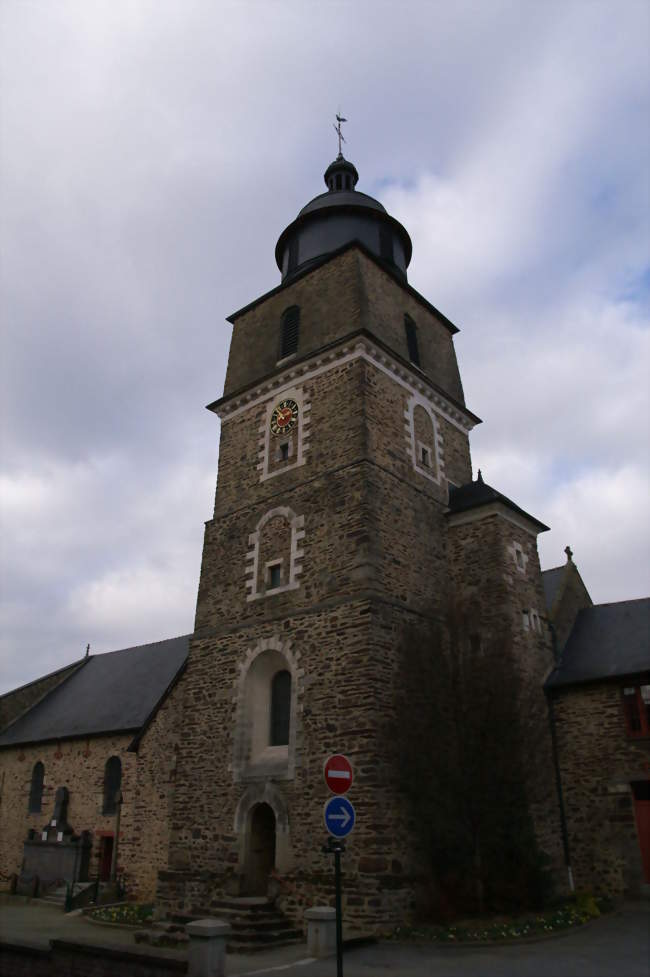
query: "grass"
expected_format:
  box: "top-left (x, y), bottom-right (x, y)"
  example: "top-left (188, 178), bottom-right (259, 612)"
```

top-left (87, 902), bottom-right (154, 926)
top-left (387, 894), bottom-right (611, 944)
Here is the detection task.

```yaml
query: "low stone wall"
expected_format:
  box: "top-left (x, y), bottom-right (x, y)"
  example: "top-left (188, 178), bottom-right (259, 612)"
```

top-left (0, 940), bottom-right (186, 977)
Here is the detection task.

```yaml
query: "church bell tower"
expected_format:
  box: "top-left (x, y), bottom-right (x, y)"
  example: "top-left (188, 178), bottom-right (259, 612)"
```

top-left (158, 141), bottom-right (561, 931)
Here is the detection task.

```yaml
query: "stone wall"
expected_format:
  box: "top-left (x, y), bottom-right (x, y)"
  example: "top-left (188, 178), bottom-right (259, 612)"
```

top-left (0, 734), bottom-right (135, 887)
top-left (224, 248), bottom-right (467, 409)
top-left (550, 563), bottom-right (593, 653)
top-left (551, 680), bottom-right (650, 896)
top-left (0, 939), bottom-right (186, 977)
top-left (0, 687), bottom-right (182, 901)
top-left (446, 509), bottom-right (566, 881)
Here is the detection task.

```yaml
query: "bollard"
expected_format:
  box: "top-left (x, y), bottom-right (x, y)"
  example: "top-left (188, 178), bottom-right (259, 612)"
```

top-left (305, 906), bottom-right (337, 958)
top-left (186, 918), bottom-right (231, 977)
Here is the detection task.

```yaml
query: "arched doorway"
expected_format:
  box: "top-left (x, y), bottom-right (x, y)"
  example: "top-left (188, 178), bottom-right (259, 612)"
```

top-left (246, 803), bottom-right (276, 895)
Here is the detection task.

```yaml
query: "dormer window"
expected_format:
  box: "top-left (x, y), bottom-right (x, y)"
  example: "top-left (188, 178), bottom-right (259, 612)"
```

top-left (279, 306), bottom-right (300, 359)
top-left (404, 314), bottom-right (420, 366)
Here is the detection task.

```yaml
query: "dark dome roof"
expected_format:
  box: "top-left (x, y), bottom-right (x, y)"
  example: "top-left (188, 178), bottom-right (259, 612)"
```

top-left (298, 189), bottom-right (386, 217)
top-left (276, 154), bottom-right (412, 283)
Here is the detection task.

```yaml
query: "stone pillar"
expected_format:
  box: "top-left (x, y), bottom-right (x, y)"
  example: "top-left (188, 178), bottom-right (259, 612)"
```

top-left (186, 919), bottom-right (231, 977)
top-left (305, 906), bottom-right (336, 958)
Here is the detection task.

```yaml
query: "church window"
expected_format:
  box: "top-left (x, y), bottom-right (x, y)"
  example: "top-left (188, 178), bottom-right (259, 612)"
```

top-left (267, 561), bottom-right (282, 590)
top-left (102, 756), bottom-right (122, 815)
top-left (28, 761), bottom-right (44, 813)
top-left (522, 610), bottom-right (530, 631)
top-left (279, 306), bottom-right (300, 359)
top-left (623, 686), bottom-right (650, 738)
top-left (270, 670), bottom-right (291, 746)
top-left (404, 314), bottom-right (420, 366)
top-left (279, 442), bottom-right (289, 462)
top-left (420, 446), bottom-right (430, 467)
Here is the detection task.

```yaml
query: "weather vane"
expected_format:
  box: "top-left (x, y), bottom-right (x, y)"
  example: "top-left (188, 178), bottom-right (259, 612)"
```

top-left (333, 113), bottom-right (347, 156)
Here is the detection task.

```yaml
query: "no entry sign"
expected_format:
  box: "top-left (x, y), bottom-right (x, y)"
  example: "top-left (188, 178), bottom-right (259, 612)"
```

top-left (324, 754), bottom-right (353, 795)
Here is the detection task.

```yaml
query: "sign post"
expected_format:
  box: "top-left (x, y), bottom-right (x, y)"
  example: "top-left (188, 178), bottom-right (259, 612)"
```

top-left (323, 755), bottom-right (354, 977)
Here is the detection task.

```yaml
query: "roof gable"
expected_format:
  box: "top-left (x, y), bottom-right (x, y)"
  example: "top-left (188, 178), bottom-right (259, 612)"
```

top-left (0, 635), bottom-right (190, 747)
top-left (545, 599), bottom-right (650, 689)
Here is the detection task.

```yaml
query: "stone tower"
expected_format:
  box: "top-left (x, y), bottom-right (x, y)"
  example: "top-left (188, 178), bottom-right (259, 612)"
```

top-left (158, 151), bottom-right (563, 930)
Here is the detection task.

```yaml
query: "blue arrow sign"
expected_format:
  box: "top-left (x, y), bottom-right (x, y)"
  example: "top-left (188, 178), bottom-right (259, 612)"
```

top-left (324, 796), bottom-right (356, 838)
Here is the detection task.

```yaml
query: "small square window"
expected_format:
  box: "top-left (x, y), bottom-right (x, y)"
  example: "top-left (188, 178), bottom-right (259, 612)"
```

top-left (268, 564), bottom-right (282, 590)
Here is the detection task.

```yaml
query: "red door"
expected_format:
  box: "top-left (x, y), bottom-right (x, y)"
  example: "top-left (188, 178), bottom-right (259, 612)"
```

top-left (632, 781), bottom-right (650, 883)
top-left (99, 836), bottom-right (113, 881)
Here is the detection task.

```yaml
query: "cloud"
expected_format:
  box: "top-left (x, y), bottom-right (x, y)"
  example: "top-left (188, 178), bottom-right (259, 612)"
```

top-left (0, 0), bottom-right (648, 691)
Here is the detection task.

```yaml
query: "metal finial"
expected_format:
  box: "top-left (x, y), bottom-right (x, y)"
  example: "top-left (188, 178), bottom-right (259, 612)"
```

top-left (333, 113), bottom-right (347, 157)
top-left (477, 469), bottom-right (483, 483)
top-left (85, 643), bottom-right (90, 657)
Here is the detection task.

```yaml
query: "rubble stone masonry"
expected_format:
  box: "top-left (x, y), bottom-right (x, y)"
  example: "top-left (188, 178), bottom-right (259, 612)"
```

top-left (551, 680), bottom-right (650, 895)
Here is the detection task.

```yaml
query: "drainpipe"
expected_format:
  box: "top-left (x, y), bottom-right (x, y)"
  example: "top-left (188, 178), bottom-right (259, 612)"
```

top-left (110, 791), bottom-right (123, 885)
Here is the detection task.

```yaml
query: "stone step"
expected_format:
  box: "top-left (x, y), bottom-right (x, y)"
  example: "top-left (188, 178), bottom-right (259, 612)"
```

top-left (208, 898), bottom-right (277, 914)
top-left (227, 927), bottom-right (303, 944)
top-left (229, 916), bottom-right (295, 932)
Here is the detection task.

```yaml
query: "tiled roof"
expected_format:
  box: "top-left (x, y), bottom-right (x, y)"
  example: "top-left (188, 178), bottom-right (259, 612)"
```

top-left (447, 473), bottom-right (549, 532)
top-left (545, 599), bottom-right (650, 689)
top-left (0, 635), bottom-right (189, 747)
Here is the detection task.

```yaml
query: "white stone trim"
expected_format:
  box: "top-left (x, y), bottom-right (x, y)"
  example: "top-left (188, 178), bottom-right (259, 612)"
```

top-left (231, 635), bottom-right (303, 784)
top-left (404, 393), bottom-right (445, 484)
top-left (245, 507), bottom-right (305, 602)
top-left (214, 338), bottom-right (477, 434)
top-left (258, 387), bottom-right (311, 482)
top-left (507, 540), bottom-right (528, 574)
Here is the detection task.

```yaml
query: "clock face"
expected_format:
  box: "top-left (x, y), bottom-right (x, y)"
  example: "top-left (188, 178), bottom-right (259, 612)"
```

top-left (270, 398), bottom-right (299, 436)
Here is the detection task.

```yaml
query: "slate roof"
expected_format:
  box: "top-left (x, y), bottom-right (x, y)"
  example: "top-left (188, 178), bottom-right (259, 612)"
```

top-left (447, 473), bottom-right (550, 533)
top-left (542, 565), bottom-right (565, 611)
top-left (0, 635), bottom-right (190, 747)
top-left (545, 599), bottom-right (650, 689)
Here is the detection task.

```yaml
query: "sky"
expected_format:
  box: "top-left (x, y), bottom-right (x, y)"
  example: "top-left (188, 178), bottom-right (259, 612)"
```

top-left (1, 0), bottom-right (648, 693)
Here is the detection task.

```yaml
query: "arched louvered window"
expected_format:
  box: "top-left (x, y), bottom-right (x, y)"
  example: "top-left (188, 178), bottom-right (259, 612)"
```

top-left (270, 670), bottom-right (291, 746)
top-left (404, 314), bottom-right (420, 367)
top-left (103, 756), bottom-right (122, 815)
top-left (28, 761), bottom-right (44, 813)
top-left (279, 306), bottom-right (300, 359)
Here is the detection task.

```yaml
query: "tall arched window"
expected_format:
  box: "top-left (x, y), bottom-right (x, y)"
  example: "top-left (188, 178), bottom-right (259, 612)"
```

top-left (270, 670), bottom-right (291, 746)
top-left (103, 756), bottom-right (122, 815)
top-left (28, 761), bottom-right (44, 813)
top-left (279, 306), bottom-right (300, 359)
